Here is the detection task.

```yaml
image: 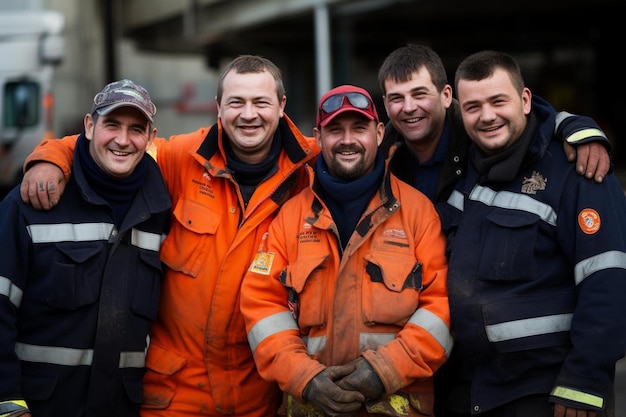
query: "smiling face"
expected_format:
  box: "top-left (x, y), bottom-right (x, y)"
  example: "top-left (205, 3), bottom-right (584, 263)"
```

top-left (84, 106), bottom-right (155, 178)
top-left (216, 69), bottom-right (286, 164)
top-left (456, 67), bottom-right (531, 155)
top-left (314, 111), bottom-right (384, 181)
top-left (382, 68), bottom-right (452, 162)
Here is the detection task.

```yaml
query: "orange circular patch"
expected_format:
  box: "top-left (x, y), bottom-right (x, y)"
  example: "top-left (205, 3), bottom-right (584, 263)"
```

top-left (578, 208), bottom-right (601, 235)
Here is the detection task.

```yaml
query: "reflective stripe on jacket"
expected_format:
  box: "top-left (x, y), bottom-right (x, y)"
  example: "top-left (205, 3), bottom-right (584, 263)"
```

top-left (241, 152), bottom-right (452, 417)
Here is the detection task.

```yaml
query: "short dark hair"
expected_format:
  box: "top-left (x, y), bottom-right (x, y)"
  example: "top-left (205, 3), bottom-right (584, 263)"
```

top-left (216, 55), bottom-right (285, 103)
top-left (378, 44), bottom-right (449, 96)
top-left (454, 50), bottom-right (525, 94)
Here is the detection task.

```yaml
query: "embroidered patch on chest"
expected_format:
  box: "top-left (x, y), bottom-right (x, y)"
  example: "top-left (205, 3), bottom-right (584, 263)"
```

top-left (521, 171), bottom-right (547, 194)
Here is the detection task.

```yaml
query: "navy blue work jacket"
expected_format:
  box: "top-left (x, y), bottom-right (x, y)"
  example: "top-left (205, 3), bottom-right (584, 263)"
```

top-left (0, 144), bottom-right (171, 417)
top-left (437, 97), bottom-right (626, 414)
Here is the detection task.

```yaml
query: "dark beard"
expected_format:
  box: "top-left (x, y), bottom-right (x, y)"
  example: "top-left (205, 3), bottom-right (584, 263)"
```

top-left (328, 156), bottom-right (366, 181)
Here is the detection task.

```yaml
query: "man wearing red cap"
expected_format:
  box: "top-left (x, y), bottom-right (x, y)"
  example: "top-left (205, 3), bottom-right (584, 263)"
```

top-left (240, 85), bottom-right (452, 417)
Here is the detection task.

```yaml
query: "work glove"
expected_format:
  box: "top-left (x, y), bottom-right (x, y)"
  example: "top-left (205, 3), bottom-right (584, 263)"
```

top-left (336, 357), bottom-right (385, 401)
top-left (303, 365), bottom-right (366, 416)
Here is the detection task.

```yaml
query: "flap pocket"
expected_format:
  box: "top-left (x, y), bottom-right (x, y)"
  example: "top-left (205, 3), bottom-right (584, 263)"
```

top-left (282, 254), bottom-right (329, 293)
top-left (172, 197), bottom-right (221, 234)
top-left (21, 370), bottom-right (58, 400)
top-left (486, 210), bottom-right (539, 228)
top-left (161, 197), bottom-right (222, 275)
top-left (143, 343), bottom-right (187, 409)
top-left (478, 210), bottom-right (539, 282)
top-left (145, 343), bottom-right (187, 375)
top-left (365, 252), bottom-right (421, 292)
top-left (48, 243), bottom-right (105, 309)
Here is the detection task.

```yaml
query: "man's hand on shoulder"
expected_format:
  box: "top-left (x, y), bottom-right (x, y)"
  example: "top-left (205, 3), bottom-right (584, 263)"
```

top-left (20, 162), bottom-right (66, 210)
top-left (563, 141), bottom-right (610, 183)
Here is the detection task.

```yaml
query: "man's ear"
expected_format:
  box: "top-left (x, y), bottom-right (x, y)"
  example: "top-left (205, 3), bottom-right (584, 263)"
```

top-left (313, 126), bottom-right (322, 148)
top-left (376, 122), bottom-right (385, 146)
top-left (83, 113), bottom-right (95, 140)
top-left (147, 127), bottom-right (157, 147)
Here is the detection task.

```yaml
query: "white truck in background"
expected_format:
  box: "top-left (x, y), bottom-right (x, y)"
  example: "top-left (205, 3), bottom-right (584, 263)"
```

top-left (0, 9), bottom-right (64, 190)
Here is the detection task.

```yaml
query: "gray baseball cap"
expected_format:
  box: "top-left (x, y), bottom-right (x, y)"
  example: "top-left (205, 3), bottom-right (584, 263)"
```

top-left (92, 79), bottom-right (156, 122)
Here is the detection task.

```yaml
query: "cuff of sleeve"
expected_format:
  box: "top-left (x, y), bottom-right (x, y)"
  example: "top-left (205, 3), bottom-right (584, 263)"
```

top-left (550, 385), bottom-right (604, 410)
top-left (0, 399), bottom-right (29, 417)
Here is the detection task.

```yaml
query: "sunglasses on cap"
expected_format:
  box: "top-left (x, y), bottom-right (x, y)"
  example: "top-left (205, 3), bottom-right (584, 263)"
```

top-left (320, 92), bottom-right (372, 114)
top-left (317, 91), bottom-right (377, 127)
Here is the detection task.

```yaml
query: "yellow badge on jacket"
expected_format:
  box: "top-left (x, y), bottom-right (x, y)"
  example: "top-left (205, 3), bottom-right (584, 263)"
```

top-left (249, 252), bottom-right (274, 275)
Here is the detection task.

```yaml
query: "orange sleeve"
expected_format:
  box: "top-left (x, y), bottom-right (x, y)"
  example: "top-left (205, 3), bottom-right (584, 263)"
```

top-left (23, 134), bottom-right (79, 182)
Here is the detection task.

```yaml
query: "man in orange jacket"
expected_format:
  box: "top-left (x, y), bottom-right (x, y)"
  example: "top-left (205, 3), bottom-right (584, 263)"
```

top-left (240, 85), bottom-right (452, 417)
top-left (17, 55), bottom-right (319, 416)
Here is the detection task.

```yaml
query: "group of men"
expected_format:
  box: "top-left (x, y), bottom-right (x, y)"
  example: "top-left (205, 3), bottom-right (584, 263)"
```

top-left (1, 43), bottom-right (624, 417)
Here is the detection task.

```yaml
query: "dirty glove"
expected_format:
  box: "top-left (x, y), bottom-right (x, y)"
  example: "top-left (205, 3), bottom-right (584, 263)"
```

top-left (336, 357), bottom-right (385, 401)
top-left (303, 365), bottom-right (366, 416)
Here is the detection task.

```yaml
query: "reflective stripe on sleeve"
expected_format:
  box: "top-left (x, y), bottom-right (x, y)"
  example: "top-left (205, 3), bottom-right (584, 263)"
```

top-left (470, 185), bottom-right (557, 226)
top-left (486, 313), bottom-right (572, 342)
top-left (565, 128), bottom-right (607, 144)
top-left (15, 342), bottom-right (145, 368)
top-left (554, 111), bottom-right (572, 130)
top-left (247, 311), bottom-right (299, 353)
top-left (27, 223), bottom-right (114, 243)
top-left (304, 335), bottom-right (326, 356)
top-left (555, 112), bottom-right (608, 145)
top-left (408, 308), bottom-right (454, 357)
top-left (0, 400), bottom-right (29, 415)
top-left (0, 276), bottom-right (23, 308)
top-left (574, 250), bottom-right (626, 285)
top-left (360, 333), bottom-right (396, 351)
top-left (131, 228), bottom-right (167, 252)
top-left (551, 385), bottom-right (604, 409)
top-left (447, 190), bottom-right (464, 211)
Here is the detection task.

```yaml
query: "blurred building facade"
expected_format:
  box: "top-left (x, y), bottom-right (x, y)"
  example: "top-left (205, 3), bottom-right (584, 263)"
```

top-left (42, 0), bottom-right (624, 171)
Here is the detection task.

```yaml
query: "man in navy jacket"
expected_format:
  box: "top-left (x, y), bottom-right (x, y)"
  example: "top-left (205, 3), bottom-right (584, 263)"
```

top-left (0, 79), bottom-right (171, 417)
top-left (437, 50), bottom-right (626, 417)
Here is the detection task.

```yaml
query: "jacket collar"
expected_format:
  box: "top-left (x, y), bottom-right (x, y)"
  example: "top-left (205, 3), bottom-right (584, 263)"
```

top-left (195, 114), bottom-right (311, 165)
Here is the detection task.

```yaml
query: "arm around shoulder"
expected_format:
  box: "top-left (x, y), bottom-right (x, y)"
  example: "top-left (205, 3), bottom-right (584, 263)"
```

top-left (19, 134), bottom-right (79, 210)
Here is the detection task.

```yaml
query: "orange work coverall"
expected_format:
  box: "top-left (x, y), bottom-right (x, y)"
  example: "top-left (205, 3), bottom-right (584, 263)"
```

top-left (241, 157), bottom-right (453, 417)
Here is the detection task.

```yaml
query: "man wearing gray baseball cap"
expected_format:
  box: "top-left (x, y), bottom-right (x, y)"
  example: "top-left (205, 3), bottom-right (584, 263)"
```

top-left (0, 79), bottom-right (171, 416)
top-left (92, 79), bottom-right (157, 123)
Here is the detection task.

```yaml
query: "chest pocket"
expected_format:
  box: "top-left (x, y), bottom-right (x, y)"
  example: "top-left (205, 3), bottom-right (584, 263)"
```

top-left (478, 210), bottom-right (539, 282)
top-left (362, 252), bottom-right (421, 326)
top-left (160, 197), bottom-right (222, 276)
top-left (281, 254), bottom-right (329, 328)
top-left (48, 242), bottom-right (106, 309)
top-left (129, 249), bottom-right (164, 321)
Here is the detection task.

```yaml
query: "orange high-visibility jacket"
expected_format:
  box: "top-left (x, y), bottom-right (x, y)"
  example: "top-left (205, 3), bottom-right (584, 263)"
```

top-left (241, 157), bottom-right (453, 416)
top-left (24, 115), bottom-right (319, 416)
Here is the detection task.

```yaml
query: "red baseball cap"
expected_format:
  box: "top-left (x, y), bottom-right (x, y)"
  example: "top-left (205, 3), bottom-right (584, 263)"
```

top-left (316, 85), bottom-right (379, 127)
